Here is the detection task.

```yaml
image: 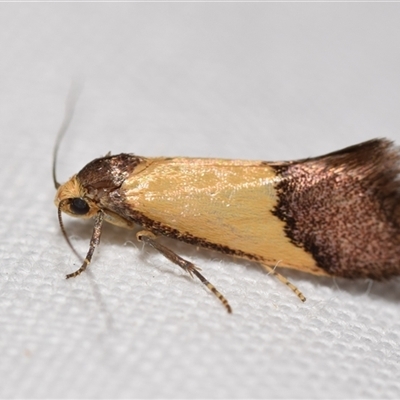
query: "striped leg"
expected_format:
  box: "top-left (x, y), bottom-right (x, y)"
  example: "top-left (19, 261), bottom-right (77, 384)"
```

top-left (261, 263), bottom-right (306, 302)
top-left (66, 211), bottom-right (105, 279)
top-left (137, 230), bottom-right (232, 313)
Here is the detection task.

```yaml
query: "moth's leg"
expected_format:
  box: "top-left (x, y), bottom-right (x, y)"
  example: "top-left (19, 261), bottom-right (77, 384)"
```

top-left (136, 230), bottom-right (232, 313)
top-left (261, 263), bottom-right (306, 302)
top-left (66, 211), bottom-right (105, 279)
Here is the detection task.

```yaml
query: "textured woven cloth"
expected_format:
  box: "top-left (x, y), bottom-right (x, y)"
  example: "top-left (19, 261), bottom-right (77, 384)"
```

top-left (1, 4), bottom-right (400, 398)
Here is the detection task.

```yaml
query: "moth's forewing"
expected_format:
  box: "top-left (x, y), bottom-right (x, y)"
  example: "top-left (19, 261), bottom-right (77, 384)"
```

top-left (117, 158), bottom-right (321, 274)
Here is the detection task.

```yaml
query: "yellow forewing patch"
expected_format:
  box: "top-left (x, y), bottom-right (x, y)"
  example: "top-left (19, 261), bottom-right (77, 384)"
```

top-left (121, 157), bottom-right (321, 274)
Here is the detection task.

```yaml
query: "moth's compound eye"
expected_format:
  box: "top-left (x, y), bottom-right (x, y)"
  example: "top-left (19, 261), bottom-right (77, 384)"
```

top-left (70, 198), bottom-right (90, 215)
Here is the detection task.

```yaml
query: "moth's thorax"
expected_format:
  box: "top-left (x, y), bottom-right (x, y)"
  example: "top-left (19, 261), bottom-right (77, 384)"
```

top-left (76, 154), bottom-right (146, 202)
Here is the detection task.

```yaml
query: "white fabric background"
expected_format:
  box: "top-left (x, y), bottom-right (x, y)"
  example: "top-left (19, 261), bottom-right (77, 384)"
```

top-left (1, 3), bottom-right (400, 399)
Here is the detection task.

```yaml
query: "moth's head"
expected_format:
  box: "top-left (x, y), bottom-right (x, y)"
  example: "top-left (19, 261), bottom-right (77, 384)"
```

top-left (54, 175), bottom-right (99, 219)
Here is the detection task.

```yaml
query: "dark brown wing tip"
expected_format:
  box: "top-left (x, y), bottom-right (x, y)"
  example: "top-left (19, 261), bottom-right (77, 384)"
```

top-left (310, 138), bottom-right (400, 216)
top-left (304, 138), bottom-right (395, 170)
top-left (326, 138), bottom-right (400, 225)
top-left (273, 138), bottom-right (400, 280)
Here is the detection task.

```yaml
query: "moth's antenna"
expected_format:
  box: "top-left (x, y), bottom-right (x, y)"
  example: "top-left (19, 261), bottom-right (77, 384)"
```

top-left (53, 81), bottom-right (84, 189)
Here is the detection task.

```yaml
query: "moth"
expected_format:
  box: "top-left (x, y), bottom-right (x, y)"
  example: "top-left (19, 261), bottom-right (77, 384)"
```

top-left (53, 92), bottom-right (400, 313)
top-left (54, 135), bottom-right (400, 313)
